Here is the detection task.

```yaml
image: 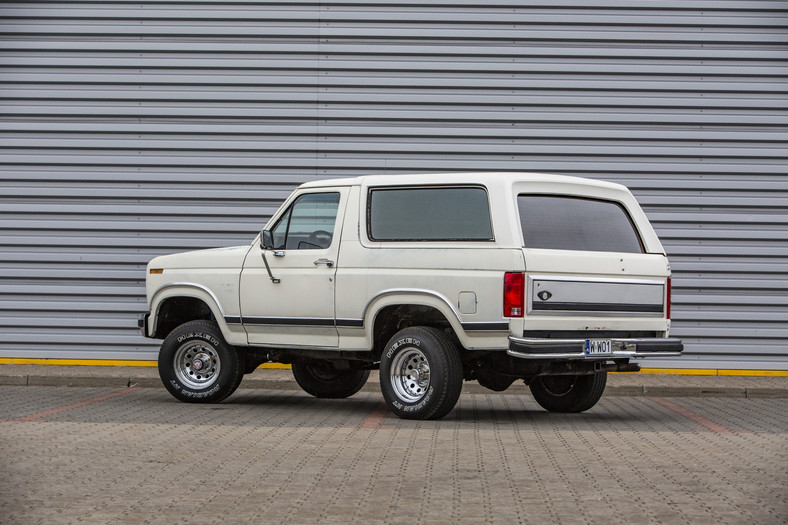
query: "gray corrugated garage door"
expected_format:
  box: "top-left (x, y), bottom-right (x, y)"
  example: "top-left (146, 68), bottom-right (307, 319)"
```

top-left (1, 1), bottom-right (786, 369)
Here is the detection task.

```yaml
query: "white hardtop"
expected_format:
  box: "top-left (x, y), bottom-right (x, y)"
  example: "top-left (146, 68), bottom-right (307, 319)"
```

top-left (299, 171), bottom-right (661, 253)
top-left (298, 172), bottom-right (630, 194)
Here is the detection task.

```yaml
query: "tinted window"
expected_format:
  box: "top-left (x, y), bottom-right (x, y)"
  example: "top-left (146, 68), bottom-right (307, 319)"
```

top-left (270, 193), bottom-right (340, 250)
top-left (369, 187), bottom-right (493, 241)
top-left (518, 195), bottom-right (643, 253)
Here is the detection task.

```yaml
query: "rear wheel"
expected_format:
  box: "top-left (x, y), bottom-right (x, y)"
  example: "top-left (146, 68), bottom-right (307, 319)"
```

top-left (158, 320), bottom-right (242, 403)
top-left (529, 371), bottom-right (607, 413)
top-left (292, 361), bottom-right (370, 398)
top-left (475, 367), bottom-right (516, 392)
top-left (380, 326), bottom-right (463, 420)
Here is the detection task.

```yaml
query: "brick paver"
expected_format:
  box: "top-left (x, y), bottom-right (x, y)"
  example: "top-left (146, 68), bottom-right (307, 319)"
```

top-left (1, 386), bottom-right (786, 524)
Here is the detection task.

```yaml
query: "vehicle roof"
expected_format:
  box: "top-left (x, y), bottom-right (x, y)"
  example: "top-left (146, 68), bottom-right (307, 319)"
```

top-left (298, 172), bottom-right (629, 193)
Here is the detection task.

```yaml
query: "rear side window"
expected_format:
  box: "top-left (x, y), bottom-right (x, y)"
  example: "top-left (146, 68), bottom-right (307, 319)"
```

top-left (518, 195), bottom-right (643, 253)
top-left (369, 186), bottom-right (493, 241)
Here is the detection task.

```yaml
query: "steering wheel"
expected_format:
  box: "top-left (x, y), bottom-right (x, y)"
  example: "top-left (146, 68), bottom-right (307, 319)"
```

top-left (306, 230), bottom-right (333, 249)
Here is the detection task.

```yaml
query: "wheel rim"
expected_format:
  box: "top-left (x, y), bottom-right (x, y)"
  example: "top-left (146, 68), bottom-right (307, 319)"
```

top-left (173, 340), bottom-right (221, 389)
top-left (540, 376), bottom-right (577, 397)
top-left (390, 347), bottom-right (431, 403)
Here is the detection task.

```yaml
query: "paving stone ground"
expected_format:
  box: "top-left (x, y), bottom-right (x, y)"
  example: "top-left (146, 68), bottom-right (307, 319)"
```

top-left (1, 385), bottom-right (786, 525)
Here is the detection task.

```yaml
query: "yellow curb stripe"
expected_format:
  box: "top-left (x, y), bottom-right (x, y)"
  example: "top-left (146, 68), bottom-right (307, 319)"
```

top-left (626, 368), bottom-right (788, 377)
top-left (0, 358), bottom-right (291, 369)
top-left (717, 369), bottom-right (788, 377)
top-left (635, 368), bottom-right (717, 376)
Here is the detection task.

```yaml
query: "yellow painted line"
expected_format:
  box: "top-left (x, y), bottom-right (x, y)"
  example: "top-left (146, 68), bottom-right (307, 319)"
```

top-left (0, 358), bottom-right (291, 370)
top-left (259, 363), bottom-right (291, 370)
top-left (0, 358), bottom-right (158, 367)
top-left (717, 369), bottom-right (788, 377)
top-left (635, 368), bottom-right (788, 377)
top-left (636, 368), bottom-right (717, 376)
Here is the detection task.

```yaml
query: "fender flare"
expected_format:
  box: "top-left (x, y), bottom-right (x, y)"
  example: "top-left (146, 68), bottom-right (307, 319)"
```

top-left (148, 282), bottom-right (238, 343)
top-left (362, 288), bottom-right (470, 346)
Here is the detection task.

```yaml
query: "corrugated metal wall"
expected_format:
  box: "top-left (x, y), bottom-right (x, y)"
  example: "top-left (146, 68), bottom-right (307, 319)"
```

top-left (1, 1), bottom-right (786, 368)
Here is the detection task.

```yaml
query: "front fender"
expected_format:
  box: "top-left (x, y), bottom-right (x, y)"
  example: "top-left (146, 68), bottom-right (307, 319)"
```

top-left (148, 283), bottom-right (246, 346)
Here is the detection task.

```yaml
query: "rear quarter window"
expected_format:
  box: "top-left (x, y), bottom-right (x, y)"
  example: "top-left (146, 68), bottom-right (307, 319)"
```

top-left (368, 186), bottom-right (494, 241)
top-left (518, 195), bottom-right (643, 253)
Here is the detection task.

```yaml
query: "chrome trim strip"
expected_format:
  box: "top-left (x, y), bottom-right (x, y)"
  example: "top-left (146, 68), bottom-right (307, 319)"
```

top-left (527, 275), bottom-right (665, 286)
top-left (508, 350), bottom-right (684, 360)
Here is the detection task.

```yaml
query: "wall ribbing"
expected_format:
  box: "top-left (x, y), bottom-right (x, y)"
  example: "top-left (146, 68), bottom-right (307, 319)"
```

top-left (1, 1), bottom-right (786, 367)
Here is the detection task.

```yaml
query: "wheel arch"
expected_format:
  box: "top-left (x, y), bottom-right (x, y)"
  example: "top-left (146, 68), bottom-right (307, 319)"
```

top-left (363, 290), bottom-right (467, 358)
top-left (149, 283), bottom-right (239, 343)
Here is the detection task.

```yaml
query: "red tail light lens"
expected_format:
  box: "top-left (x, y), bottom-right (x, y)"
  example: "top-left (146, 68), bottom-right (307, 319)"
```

top-left (504, 272), bottom-right (525, 317)
top-left (666, 277), bottom-right (672, 319)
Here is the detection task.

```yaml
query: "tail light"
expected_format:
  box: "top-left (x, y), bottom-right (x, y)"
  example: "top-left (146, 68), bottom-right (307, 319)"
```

top-left (666, 277), bottom-right (672, 320)
top-left (504, 272), bottom-right (525, 317)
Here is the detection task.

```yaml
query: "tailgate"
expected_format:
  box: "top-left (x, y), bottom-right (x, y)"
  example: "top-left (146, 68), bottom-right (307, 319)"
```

top-left (522, 248), bottom-right (670, 333)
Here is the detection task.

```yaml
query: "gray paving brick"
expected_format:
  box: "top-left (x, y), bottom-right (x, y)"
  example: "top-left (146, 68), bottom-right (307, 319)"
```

top-left (1, 386), bottom-right (786, 524)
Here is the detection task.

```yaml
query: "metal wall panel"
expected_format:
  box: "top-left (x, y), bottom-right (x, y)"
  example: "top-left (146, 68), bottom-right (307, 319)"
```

top-left (1, 1), bottom-right (786, 368)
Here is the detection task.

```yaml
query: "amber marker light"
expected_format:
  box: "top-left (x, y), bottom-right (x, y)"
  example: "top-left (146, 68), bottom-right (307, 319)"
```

top-left (149, 268), bottom-right (164, 274)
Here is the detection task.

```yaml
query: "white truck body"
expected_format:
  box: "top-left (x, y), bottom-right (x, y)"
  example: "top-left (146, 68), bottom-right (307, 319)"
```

top-left (141, 172), bottom-right (682, 419)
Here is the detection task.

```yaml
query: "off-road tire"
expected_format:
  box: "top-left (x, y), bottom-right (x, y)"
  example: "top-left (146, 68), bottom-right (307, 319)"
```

top-left (380, 326), bottom-right (463, 420)
top-left (291, 361), bottom-right (370, 398)
top-left (529, 371), bottom-right (607, 413)
top-left (158, 320), bottom-right (242, 403)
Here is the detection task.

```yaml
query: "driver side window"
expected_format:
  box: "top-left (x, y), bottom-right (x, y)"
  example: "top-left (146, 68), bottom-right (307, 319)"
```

top-left (270, 192), bottom-right (340, 250)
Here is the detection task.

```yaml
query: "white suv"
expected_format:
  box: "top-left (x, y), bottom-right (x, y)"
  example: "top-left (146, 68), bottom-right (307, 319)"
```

top-left (140, 172), bottom-right (682, 419)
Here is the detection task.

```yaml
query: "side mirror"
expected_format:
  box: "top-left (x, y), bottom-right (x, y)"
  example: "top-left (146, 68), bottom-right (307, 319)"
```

top-left (260, 229), bottom-right (274, 250)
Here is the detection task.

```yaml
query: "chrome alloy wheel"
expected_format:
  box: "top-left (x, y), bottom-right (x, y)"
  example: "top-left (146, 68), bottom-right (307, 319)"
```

top-left (173, 340), bottom-right (221, 390)
top-left (390, 347), bottom-right (431, 402)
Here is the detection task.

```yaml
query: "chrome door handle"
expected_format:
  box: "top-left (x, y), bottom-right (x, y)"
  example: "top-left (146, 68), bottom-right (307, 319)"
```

top-left (313, 258), bottom-right (334, 268)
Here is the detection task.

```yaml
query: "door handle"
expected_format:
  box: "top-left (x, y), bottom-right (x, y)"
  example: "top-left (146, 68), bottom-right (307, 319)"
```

top-left (313, 258), bottom-right (334, 268)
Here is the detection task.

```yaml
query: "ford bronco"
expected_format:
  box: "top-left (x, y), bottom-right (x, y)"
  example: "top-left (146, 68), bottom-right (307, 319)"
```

top-left (140, 172), bottom-right (682, 419)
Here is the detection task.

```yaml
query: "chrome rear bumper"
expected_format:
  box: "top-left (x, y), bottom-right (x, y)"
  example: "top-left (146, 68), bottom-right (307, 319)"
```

top-left (508, 336), bottom-right (683, 360)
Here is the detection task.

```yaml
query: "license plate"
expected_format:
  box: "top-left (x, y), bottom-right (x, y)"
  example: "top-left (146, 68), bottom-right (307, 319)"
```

top-left (585, 339), bottom-right (612, 356)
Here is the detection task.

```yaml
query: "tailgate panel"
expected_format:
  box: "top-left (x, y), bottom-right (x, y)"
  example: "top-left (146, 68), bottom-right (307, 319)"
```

top-left (529, 276), bottom-right (664, 316)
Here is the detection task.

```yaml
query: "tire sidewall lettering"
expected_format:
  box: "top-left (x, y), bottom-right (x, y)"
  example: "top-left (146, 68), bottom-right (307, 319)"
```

top-left (386, 337), bottom-right (421, 359)
top-left (401, 386), bottom-right (434, 412)
top-left (385, 335), bottom-right (436, 414)
top-left (179, 384), bottom-right (221, 399)
top-left (381, 327), bottom-right (462, 420)
top-left (176, 331), bottom-right (219, 348)
top-left (159, 320), bottom-right (240, 404)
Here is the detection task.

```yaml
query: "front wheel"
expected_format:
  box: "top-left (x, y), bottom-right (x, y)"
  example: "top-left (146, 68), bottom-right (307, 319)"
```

top-left (380, 326), bottom-right (463, 420)
top-left (158, 320), bottom-right (242, 403)
top-left (291, 361), bottom-right (370, 398)
top-left (529, 371), bottom-right (607, 413)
